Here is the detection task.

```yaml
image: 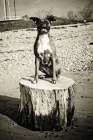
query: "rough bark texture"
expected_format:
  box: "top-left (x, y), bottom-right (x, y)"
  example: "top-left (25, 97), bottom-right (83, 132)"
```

top-left (17, 76), bottom-right (76, 131)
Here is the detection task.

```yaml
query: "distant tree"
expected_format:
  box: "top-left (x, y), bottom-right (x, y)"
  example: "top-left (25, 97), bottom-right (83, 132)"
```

top-left (78, 0), bottom-right (93, 21)
top-left (22, 15), bottom-right (29, 20)
top-left (36, 7), bottom-right (54, 19)
top-left (67, 10), bottom-right (78, 21)
top-left (46, 7), bottom-right (53, 16)
top-left (36, 10), bottom-right (46, 18)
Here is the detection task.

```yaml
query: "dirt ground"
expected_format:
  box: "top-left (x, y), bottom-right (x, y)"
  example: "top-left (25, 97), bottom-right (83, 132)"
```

top-left (0, 23), bottom-right (93, 140)
top-left (0, 70), bottom-right (93, 140)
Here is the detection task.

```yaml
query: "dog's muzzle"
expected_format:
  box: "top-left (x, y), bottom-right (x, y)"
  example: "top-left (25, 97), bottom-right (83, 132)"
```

top-left (38, 26), bottom-right (50, 34)
top-left (37, 21), bottom-right (50, 34)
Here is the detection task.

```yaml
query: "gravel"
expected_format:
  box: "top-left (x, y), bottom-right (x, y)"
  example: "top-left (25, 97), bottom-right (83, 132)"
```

top-left (0, 22), bottom-right (93, 72)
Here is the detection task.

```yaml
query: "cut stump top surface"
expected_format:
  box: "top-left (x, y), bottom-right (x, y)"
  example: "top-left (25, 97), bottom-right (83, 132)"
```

top-left (20, 76), bottom-right (75, 90)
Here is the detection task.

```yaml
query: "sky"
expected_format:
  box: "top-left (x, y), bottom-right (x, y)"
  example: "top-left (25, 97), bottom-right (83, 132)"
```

top-left (0, 0), bottom-right (90, 20)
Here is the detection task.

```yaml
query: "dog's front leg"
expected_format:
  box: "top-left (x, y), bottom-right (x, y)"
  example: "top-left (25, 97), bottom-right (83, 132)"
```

top-left (33, 57), bottom-right (40, 84)
top-left (52, 57), bottom-right (57, 84)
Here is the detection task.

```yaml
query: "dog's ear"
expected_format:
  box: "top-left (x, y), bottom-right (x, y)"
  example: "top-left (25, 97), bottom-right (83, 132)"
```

top-left (29, 17), bottom-right (40, 24)
top-left (47, 16), bottom-right (56, 23)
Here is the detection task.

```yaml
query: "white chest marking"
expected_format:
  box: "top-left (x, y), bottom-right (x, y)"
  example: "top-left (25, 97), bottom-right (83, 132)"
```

top-left (38, 34), bottom-right (52, 54)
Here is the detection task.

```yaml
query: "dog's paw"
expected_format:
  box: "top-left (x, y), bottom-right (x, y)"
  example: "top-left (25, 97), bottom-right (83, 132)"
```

top-left (51, 79), bottom-right (57, 84)
top-left (32, 79), bottom-right (37, 84)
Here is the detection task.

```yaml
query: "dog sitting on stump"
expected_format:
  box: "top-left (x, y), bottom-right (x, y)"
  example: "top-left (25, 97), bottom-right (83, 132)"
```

top-left (30, 16), bottom-right (61, 84)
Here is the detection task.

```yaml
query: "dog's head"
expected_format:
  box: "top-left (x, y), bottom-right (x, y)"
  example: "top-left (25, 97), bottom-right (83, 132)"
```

top-left (30, 16), bottom-right (56, 34)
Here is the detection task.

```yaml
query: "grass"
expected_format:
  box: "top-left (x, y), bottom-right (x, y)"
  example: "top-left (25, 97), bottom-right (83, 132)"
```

top-left (0, 18), bottom-right (93, 32)
top-left (0, 20), bottom-right (36, 32)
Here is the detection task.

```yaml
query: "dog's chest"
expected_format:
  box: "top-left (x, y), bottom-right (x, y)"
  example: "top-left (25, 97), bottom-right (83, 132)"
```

top-left (37, 35), bottom-right (52, 54)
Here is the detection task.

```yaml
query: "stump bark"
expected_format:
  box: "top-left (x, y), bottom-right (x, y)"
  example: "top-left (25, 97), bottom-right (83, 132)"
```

top-left (17, 76), bottom-right (76, 131)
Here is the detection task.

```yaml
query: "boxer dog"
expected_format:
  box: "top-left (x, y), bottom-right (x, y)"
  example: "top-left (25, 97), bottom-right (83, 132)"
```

top-left (30, 16), bottom-right (61, 84)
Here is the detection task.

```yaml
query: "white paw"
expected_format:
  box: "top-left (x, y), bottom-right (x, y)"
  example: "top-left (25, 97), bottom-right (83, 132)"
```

top-left (51, 79), bottom-right (57, 84)
top-left (32, 80), bottom-right (37, 84)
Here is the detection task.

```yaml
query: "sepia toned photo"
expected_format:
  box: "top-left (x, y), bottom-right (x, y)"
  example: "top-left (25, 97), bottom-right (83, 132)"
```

top-left (0, 0), bottom-right (93, 140)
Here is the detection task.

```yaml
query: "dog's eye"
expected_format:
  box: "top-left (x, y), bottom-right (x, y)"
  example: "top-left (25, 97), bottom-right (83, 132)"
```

top-left (45, 20), bottom-right (48, 23)
top-left (46, 20), bottom-right (50, 24)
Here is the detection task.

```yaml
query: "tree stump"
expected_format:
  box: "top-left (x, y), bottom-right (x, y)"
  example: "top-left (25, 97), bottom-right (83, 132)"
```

top-left (17, 76), bottom-right (76, 131)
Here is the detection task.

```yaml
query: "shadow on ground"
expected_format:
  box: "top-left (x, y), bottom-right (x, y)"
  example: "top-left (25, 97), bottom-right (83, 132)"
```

top-left (0, 95), bottom-right (19, 122)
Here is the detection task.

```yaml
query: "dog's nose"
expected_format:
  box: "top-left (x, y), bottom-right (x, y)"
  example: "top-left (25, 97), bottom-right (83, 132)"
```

top-left (43, 23), bottom-right (46, 28)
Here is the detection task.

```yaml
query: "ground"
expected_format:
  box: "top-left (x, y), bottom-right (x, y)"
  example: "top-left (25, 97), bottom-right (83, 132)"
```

top-left (0, 22), bottom-right (93, 140)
